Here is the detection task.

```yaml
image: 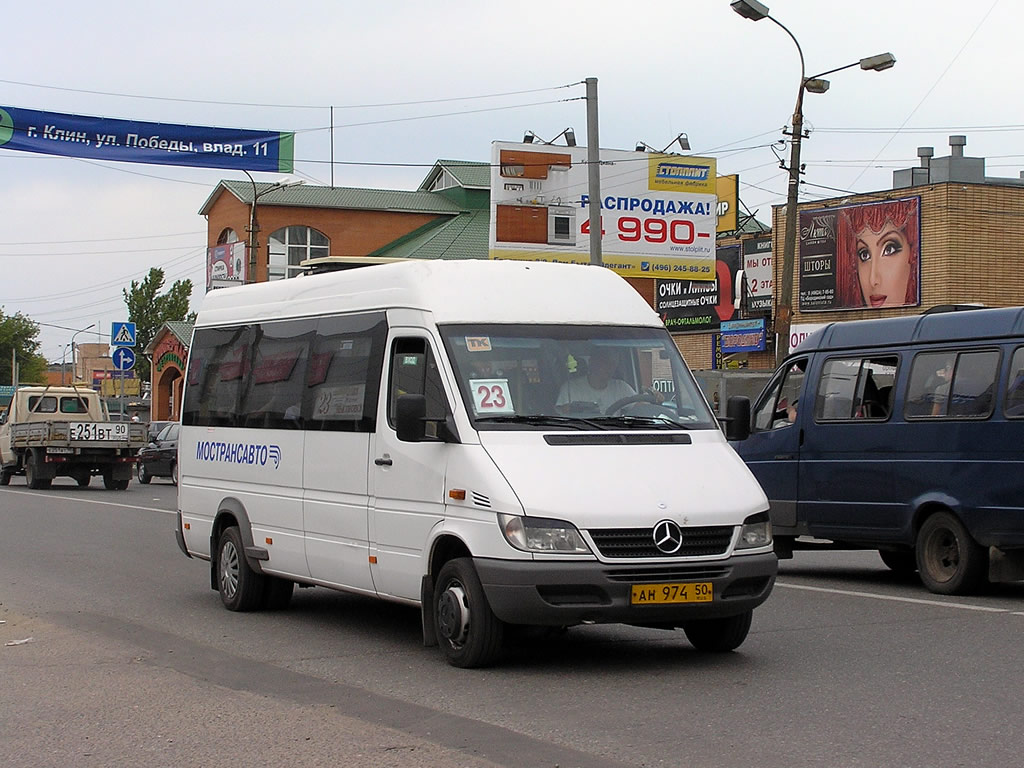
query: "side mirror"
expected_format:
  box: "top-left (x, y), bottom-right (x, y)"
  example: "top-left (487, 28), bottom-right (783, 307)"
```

top-left (395, 394), bottom-right (427, 442)
top-left (724, 396), bottom-right (751, 441)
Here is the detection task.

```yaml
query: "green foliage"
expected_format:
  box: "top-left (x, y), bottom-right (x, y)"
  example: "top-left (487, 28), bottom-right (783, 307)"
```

top-left (123, 268), bottom-right (194, 382)
top-left (0, 309), bottom-right (48, 384)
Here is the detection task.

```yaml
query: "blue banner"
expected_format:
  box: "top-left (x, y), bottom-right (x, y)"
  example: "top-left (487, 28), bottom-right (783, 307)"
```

top-left (0, 106), bottom-right (293, 172)
top-left (720, 318), bottom-right (767, 353)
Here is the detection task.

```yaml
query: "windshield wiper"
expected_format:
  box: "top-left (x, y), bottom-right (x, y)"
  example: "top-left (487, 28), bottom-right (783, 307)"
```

top-left (588, 415), bottom-right (693, 430)
top-left (474, 414), bottom-right (609, 430)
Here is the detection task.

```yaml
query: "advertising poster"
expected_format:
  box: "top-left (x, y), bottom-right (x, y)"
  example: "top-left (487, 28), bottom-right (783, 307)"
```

top-left (742, 236), bottom-right (773, 316)
top-left (655, 245), bottom-right (740, 332)
top-left (716, 175), bottom-right (738, 234)
top-left (207, 242), bottom-right (247, 291)
top-left (798, 197), bottom-right (921, 311)
top-left (489, 141), bottom-right (717, 280)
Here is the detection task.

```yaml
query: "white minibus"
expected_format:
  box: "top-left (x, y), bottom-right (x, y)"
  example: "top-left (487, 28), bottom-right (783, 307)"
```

top-left (176, 260), bottom-right (776, 667)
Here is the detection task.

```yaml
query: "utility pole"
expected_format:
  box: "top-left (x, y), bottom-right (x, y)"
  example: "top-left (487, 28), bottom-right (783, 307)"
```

top-left (585, 77), bottom-right (602, 266)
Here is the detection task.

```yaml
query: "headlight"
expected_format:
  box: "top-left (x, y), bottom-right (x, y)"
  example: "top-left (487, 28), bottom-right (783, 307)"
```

top-left (498, 513), bottom-right (591, 554)
top-left (736, 511), bottom-right (772, 550)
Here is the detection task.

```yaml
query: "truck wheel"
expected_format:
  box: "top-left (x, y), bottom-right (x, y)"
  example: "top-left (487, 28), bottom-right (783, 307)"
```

top-left (682, 610), bottom-right (753, 652)
top-left (217, 526), bottom-right (265, 612)
top-left (916, 511), bottom-right (987, 595)
top-left (433, 558), bottom-right (504, 668)
top-left (0, 469), bottom-right (11, 486)
top-left (102, 471), bottom-right (129, 491)
top-left (73, 469), bottom-right (91, 487)
top-left (25, 454), bottom-right (51, 490)
top-left (137, 463), bottom-right (152, 484)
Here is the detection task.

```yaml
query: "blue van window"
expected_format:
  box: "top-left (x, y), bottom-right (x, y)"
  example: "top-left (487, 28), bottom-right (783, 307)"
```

top-left (1006, 348), bottom-right (1024, 418)
top-left (753, 359), bottom-right (806, 431)
top-left (907, 350), bottom-right (998, 419)
top-left (816, 356), bottom-right (897, 421)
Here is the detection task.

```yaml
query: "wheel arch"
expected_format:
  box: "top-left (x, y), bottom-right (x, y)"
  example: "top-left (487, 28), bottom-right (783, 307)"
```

top-left (209, 497), bottom-right (265, 590)
top-left (909, 493), bottom-right (963, 539)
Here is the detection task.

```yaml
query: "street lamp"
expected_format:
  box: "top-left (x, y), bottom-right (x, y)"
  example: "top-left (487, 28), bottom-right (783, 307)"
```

top-left (243, 171), bottom-right (305, 284)
top-left (65, 322), bottom-right (97, 385)
top-left (731, 0), bottom-right (895, 365)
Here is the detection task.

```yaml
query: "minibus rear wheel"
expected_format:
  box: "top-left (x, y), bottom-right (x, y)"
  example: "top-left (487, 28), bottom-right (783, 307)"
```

top-left (682, 609), bottom-right (752, 652)
top-left (916, 512), bottom-right (987, 595)
top-left (433, 558), bottom-right (504, 668)
top-left (217, 526), bottom-right (265, 611)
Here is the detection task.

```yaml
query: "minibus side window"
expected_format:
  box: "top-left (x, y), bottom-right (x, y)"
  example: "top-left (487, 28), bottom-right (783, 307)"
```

top-left (752, 358), bottom-right (806, 431)
top-left (816, 356), bottom-right (897, 421)
top-left (388, 338), bottom-right (449, 438)
top-left (182, 326), bottom-right (252, 428)
top-left (242, 320), bottom-right (315, 430)
top-left (1005, 348), bottom-right (1024, 418)
top-left (948, 350), bottom-right (999, 418)
top-left (305, 314), bottom-right (387, 433)
top-left (906, 350), bottom-right (998, 419)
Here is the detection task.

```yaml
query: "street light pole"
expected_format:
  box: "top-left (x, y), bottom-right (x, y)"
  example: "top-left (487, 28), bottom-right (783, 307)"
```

top-left (243, 171), bottom-right (305, 284)
top-left (730, 0), bottom-right (895, 365)
top-left (68, 322), bottom-right (97, 385)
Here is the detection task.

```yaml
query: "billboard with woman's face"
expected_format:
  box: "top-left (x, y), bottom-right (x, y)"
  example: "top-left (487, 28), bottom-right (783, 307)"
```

top-left (798, 197), bottom-right (921, 311)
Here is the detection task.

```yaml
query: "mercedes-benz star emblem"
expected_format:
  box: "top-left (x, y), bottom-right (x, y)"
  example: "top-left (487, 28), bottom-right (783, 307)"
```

top-left (652, 519), bottom-right (683, 555)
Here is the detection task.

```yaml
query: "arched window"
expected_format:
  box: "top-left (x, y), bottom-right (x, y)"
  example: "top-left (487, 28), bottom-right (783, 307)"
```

top-left (268, 226), bottom-right (329, 280)
top-left (217, 228), bottom-right (239, 245)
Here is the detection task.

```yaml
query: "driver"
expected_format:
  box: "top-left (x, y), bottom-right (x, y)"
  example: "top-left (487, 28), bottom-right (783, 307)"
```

top-left (556, 348), bottom-right (640, 414)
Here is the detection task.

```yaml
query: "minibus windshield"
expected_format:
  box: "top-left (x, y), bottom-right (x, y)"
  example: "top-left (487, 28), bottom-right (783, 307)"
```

top-left (441, 324), bottom-right (717, 430)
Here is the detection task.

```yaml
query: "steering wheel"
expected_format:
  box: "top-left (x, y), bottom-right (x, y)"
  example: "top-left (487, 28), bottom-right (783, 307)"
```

top-left (605, 391), bottom-right (661, 415)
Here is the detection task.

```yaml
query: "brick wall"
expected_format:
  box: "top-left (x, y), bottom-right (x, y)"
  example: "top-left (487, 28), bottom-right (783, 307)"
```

top-left (205, 192), bottom-right (445, 283)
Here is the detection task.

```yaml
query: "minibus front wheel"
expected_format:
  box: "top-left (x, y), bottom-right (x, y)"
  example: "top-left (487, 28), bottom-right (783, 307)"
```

top-left (916, 512), bottom-right (987, 595)
top-left (433, 558), bottom-right (504, 668)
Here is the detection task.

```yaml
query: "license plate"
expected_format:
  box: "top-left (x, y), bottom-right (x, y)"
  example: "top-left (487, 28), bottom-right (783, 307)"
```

top-left (630, 582), bottom-right (713, 605)
top-left (68, 423), bottom-right (128, 441)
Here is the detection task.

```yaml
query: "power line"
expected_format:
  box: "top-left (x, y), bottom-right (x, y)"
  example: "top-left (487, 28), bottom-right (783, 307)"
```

top-left (0, 79), bottom-right (581, 110)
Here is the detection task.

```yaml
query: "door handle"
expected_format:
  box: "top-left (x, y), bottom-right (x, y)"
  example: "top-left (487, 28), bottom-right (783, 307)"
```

top-left (374, 456), bottom-right (393, 466)
top-left (773, 453), bottom-right (795, 460)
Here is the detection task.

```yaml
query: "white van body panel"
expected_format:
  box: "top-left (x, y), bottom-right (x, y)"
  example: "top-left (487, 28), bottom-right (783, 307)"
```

top-left (302, 431), bottom-right (374, 592)
top-left (193, 259), bottom-right (660, 329)
top-left (478, 431), bottom-right (767, 535)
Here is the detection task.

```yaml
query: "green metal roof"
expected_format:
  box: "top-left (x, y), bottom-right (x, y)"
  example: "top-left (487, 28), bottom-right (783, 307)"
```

top-left (200, 180), bottom-right (466, 215)
top-left (370, 211), bottom-right (489, 260)
top-left (165, 321), bottom-right (195, 346)
top-left (418, 160), bottom-right (491, 191)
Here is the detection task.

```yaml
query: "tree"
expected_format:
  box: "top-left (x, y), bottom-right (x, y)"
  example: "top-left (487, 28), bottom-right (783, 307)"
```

top-left (0, 309), bottom-right (48, 384)
top-left (123, 268), bottom-right (195, 383)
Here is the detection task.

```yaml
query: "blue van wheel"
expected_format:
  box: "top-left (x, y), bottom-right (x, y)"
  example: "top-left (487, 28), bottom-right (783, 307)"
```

top-left (916, 512), bottom-right (986, 595)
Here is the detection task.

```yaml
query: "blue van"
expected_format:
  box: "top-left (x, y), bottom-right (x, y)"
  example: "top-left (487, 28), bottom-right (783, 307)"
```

top-left (728, 307), bottom-right (1024, 595)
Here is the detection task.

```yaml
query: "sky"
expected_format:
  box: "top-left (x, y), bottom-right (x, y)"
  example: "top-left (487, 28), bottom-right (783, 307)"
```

top-left (1, 0), bottom-right (1018, 365)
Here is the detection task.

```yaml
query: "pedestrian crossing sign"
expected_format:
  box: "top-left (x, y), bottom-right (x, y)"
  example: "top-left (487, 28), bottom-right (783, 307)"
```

top-left (111, 322), bottom-right (137, 347)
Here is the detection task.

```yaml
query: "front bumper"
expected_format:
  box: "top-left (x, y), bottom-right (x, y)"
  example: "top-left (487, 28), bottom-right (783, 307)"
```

top-left (475, 551), bottom-right (777, 626)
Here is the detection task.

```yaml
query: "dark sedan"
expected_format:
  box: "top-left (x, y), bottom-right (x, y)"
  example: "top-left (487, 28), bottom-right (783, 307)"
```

top-left (137, 422), bottom-right (179, 484)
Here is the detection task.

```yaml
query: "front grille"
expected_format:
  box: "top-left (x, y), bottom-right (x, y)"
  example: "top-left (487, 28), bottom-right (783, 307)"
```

top-left (604, 565), bottom-right (731, 582)
top-left (589, 526), bottom-right (733, 558)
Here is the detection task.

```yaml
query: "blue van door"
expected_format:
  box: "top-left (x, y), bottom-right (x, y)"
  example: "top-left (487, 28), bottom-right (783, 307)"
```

top-left (737, 358), bottom-right (808, 532)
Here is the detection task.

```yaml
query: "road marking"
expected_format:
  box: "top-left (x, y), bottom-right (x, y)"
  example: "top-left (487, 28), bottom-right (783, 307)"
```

top-left (776, 580), bottom-right (1014, 614)
top-left (0, 487), bottom-right (173, 515)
